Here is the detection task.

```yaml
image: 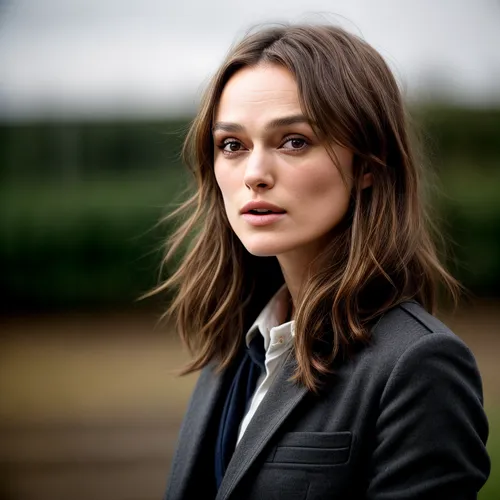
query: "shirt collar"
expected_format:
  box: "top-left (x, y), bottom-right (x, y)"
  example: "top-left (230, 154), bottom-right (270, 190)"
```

top-left (245, 284), bottom-right (295, 351)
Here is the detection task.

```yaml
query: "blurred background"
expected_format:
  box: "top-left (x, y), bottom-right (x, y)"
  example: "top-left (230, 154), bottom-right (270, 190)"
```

top-left (0, 0), bottom-right (499, 498)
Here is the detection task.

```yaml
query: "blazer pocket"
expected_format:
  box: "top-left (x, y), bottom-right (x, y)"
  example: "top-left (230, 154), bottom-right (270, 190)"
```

top-left (269, 431), bottom-right (352, 466)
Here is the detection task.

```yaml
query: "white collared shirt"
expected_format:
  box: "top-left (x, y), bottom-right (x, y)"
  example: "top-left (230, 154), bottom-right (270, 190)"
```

top-left (236, 285), bottom-right (295, 444)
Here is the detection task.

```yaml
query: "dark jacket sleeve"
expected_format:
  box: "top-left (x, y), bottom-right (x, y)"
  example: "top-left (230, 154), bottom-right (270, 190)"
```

top-left (367, 332), bottom-right (490, 499)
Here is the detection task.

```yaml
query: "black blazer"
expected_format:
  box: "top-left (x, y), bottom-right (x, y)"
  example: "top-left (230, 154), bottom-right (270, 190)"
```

top-left (164, 300), bottom-right (490, 500)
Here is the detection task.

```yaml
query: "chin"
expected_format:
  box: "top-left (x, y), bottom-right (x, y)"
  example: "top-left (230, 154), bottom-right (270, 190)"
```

top-left (240, 235), bottom-right (293, 258)
top-left (245, 247), bottom-right (279, 258)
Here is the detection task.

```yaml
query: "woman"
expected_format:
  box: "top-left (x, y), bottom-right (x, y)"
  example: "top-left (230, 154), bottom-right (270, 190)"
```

top-left (157, 23), bottom-right (490, 499)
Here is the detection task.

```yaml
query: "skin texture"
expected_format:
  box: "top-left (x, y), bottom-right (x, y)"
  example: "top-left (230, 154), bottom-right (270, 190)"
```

top-left (213, 64), bottom-right (372, 303)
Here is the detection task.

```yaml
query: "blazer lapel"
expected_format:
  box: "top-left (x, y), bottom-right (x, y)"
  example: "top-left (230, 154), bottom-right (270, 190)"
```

top-left (164, 361), bottom-right (226, 500)
top-left (216, 351), bottom-right (308, 500)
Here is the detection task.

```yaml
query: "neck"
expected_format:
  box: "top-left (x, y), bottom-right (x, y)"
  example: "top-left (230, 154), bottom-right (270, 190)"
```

top-left (277, 250), bottom-right (315, 316)
top-left (276, 236), bottom-right (332, 318)
top-left (280, 265), bottom-right (303, 313)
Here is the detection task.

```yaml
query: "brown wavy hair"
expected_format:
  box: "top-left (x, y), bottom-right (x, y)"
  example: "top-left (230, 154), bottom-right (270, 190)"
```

top-left (149, 23), bottom-right (462, 392)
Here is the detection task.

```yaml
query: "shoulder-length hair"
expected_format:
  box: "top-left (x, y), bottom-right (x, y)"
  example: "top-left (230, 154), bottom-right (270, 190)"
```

top-left (150, 23), bottom-right (461, 392)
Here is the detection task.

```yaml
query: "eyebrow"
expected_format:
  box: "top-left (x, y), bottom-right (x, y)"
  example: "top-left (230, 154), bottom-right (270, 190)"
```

top-left (212, 114), bottom-right (312, 133)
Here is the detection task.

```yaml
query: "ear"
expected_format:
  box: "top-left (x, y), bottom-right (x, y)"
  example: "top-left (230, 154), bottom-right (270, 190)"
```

top-left (361, 172), bottom-right (373, 189)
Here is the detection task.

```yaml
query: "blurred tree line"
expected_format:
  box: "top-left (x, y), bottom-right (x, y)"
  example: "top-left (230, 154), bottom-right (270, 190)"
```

top-left (0, 107), bottom-right (499, 312)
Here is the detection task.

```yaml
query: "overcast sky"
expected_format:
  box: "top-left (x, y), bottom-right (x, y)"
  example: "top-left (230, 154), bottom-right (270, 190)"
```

top-left (1, 0), bottom-right (499, 120)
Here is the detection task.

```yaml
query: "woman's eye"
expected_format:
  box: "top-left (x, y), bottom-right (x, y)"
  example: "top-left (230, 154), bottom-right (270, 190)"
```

top-left (282, 137), bottom-right (308, 150)
top-left (221, 140), bottom-right (243, 153)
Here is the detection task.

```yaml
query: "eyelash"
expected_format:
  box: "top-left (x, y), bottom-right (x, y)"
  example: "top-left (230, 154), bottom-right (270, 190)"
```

top-left (216, 135), bottom-right (310, 157)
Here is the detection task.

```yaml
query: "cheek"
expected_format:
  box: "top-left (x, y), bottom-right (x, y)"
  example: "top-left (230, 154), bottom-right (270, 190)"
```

top-left (214, 164), bottom-right (231, 202)
top-left (214, 161), bottom-right (239, 191)
top-left (213, 163), bottom-right (223, 190)
top-left (294, 149), bottom-right (353, 211)
top-left (292, 166), bottom-right (350, 211)
top-left (214, 164), bottom-right (240, 222)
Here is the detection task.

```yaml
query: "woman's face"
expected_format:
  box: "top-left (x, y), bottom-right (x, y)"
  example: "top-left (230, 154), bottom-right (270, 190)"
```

top-left (213, 64), bottom-right (368, 263)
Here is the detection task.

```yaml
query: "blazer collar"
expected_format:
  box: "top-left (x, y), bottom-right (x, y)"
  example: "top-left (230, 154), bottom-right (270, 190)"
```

top-left (215, 350), bottom-right (308, 500)
top-left (165, 350), bottom-right (308, 500)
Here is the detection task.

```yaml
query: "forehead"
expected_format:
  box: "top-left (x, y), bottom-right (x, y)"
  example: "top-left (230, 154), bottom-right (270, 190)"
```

top-left (215, 64), bottom-right (301, 121)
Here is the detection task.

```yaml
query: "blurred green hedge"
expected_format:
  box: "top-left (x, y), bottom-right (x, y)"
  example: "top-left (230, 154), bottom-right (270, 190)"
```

top-left (0, 171), bottom-right (186, 312)
top-left (436, 166), bottom-right (500, 297)
top-left (0, 107), bottom-right (499, 311)
top-left (0, 119), bottom-right (191, 180)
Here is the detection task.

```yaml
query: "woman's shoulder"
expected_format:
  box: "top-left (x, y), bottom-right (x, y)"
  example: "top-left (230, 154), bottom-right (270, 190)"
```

top-left (362, 299), bottom-right (480, 385)
top-left (350, 301), bottom-right (490, 495)
top-left (371, 299), bottom-right (466, 349)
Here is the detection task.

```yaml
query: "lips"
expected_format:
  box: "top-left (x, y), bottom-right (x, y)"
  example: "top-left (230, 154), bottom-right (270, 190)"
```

top-left (241, 211), bottom-right (286, 227)
top-left (240, 201), bottom-right (287, 227)
top-left (240, 201), bottom-right (286, 215)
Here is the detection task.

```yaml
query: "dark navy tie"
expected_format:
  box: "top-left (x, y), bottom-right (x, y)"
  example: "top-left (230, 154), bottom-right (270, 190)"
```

top-left (214, 332), bottom-right (266, 490)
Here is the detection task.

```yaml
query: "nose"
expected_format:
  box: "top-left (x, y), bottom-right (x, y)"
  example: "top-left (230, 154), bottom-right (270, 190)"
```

top-left (243, 147), bottom-right (275, 191)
